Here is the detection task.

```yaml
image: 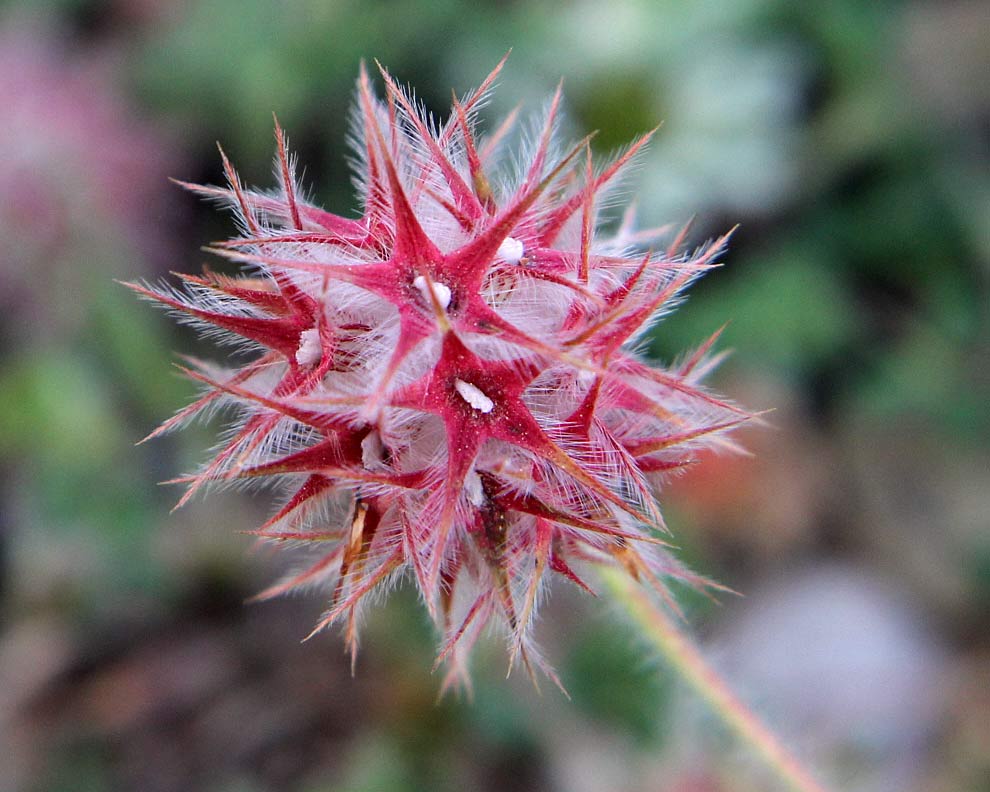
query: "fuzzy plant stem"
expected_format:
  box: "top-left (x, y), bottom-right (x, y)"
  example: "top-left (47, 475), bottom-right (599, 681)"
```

top-left (601, 568), bottom-right (830, 792)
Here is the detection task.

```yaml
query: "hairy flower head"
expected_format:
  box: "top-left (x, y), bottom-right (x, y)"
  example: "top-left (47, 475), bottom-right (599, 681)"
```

top-left (130, 58), bottom-right (750, 691)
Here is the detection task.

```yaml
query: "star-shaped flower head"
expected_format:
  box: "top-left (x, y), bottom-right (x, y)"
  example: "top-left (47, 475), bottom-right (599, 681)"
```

top-left (128, 56), bottom-right (751, 692)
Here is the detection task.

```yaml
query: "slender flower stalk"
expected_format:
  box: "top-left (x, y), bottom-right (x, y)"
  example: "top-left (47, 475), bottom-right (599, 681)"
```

top-left (130, 57), bottom-right (753, 691)
top-left (602, 568), bottom-right (830, 792)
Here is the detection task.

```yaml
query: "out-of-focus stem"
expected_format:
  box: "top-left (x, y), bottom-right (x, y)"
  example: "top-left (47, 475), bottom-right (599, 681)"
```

top-left (601, 568), bottom-right (829, 792)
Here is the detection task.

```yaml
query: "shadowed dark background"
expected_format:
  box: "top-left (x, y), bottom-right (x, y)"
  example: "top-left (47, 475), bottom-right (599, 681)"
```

top-left (1, 1), bottom-right (987, 790)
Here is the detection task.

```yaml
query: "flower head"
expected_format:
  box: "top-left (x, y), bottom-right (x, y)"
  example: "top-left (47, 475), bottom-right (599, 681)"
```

top-left (130, 58), bottom-right (748, 690)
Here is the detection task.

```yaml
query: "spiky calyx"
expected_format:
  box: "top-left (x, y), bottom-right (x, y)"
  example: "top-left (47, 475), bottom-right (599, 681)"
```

top-left (129, 58), bottom-right (749, 692)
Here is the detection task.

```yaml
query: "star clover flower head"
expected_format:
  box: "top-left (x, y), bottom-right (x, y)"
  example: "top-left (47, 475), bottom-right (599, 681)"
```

top-left (129, 56), bottom-right (750, 692)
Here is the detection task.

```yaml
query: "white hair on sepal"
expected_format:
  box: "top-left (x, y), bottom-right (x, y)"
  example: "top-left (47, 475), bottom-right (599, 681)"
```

top-left (436, 584), bottom-right (494, 691)
top-left (132, 280), bottom-right (250, 323)
top-left (182, 279), bottom-right (269, 318)
top-left (395, 412), bottom-right (448, 472)
top-left (594, 425), bottom-right (659, 511)
top-left (182, 433), bottom-right (268, 497)
top-left (475, 98), bottom-right (519, 172)
top-left (476, 442), bottom-right (537, 497)
top-left (172, 377), bottom-right (275, 438)
top-left (451, 73), bottom-right (498, 133)
top-left (620, 297), bottom-right (692, 353)
top-left (548, 428), bottom-right (623, 491)
top-left (413, 487), bottom-right (448, 552)
top-left (521, 367), bottom-right (581, 425)
top-left (303, 231), bottom-right (382, 267)
top-left (524, 454), bottom-right (590, 517)
top-left (328, 322), bottom-right (397, 382)
top-left (684, 348), bottom-right (732, 385)
top-left (502, 538), bottom-right (550, 636)
top-left (393, 330), bottom-right (445, 386)
top-left (323, 281), bottom-right (392, 325)
top-left (269, 418), bottom-right (322, 460)
top-left (497, 89), bottom-right (567, 196)
top-left (251, 190), bottom-right (289, 230)
top-left (353, 476), bottom-right (404, 504)
top-left (380, 404), bottom-right (433, 446)
top-left (272, 138), bottom-right (302, 205)
top-left (403, 152), bottom-right (471, 253)
top-left (344, 77), bottom-right (385, 201)
top-left (393, 116), bottom-right (446, 186)
top-left (134, 289), bottom-right (268, 358)
top-left (237, 187), bottom-right (287, 236)
top-left (502, 511), bottom-right (537, 561)
top-left (218, 420), bottom-right (313, 480)
top-left (592, 132), bottom-right (655, 222)
top-left (185, 182), bottom-right (259, 239)
top-left (598, 204), bottom-right (677, 258)
top-left (354, 501), bottom-right (407, 565)
top-left (548, 205), bottom-right (588, 252)
top-left (484, 271), bottom-right (572, 336)
top-left (261, 479), bottom-right (350, 546)
top-left (147, 358), bottom-right (262, 437)
top-left (258, 544), bottom-right (347, 602)
top-left (265, 267), bottom-right (322, 300)
top-left (481, 267), bottom-right (520, 313)
top-left (423, 214), bottom-right (471, 256)
top-left (457, 336), bottom-right (533, 374)
top-left (147, 396), bottom-right (216, 438)
top-left (193, 325), bottom-right (268, 359)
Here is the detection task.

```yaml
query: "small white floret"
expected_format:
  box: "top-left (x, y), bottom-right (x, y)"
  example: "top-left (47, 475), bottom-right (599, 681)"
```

top-left (295, 328), bottom-right (322, 366)
top-left (454, 379), bottom-right (495, 413)
top-left (464, 468), bottom-right (485, 508)
top-left (496, 236), bottom-right (524, 264)
top-left (413, 275), bottom-right (451, 310)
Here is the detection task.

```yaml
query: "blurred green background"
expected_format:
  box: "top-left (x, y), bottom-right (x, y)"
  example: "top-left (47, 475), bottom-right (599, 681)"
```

top-left (1, 1), bottom-right (987, 791)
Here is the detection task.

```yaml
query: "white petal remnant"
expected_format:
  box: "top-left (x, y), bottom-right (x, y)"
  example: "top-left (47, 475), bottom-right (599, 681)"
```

top-left (496, 236), bottom-right (524, 264)
top-left (295, 328), bottom-right (322, 366)
top-left (413, 275), bottom-right (452, 310)
top-left (464, 468), bottom-right (485, 508)
top-left (454, 378), bottom-right (495, 413)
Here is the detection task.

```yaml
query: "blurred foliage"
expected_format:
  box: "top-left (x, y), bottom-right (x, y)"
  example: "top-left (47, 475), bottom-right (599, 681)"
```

top-left (565, 614), bottom-right (670, 744)
top-left (1, 0), bottom-right (987, 790)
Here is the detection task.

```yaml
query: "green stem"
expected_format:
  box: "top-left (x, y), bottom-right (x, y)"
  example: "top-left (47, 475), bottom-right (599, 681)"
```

top-left (601, 568), bottom-right (829, 792)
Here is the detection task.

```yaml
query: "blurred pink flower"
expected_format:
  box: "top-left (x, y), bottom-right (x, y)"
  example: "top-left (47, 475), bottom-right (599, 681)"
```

top-left (0, 16), bottom-right (175, 338)
top-left (132, 59), bottom-right (748, 689)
